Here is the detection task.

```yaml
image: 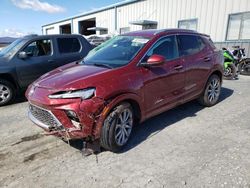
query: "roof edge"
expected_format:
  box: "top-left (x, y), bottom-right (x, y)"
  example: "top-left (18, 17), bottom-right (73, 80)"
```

top-left (42, 0), bottom-right (140, 28)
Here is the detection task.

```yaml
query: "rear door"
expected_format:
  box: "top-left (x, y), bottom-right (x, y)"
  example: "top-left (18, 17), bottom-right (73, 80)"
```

top-left (141, 35), bottom-right (185, 118)
top-left (177, 34), bottom-right (213, 101)
top-left (53, 37), bottom-right (83, 66)
top-left (15, 37), bottom-right (55, 87)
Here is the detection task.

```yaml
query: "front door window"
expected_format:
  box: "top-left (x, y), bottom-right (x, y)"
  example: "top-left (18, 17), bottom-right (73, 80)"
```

top-left (23, 39), bottom-right (52, 57)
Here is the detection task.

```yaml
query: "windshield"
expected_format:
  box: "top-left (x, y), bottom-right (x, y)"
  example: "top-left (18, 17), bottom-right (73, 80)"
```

top-left (0, 38), bottom-right (26, 57)
top-left (83, 35), bottom-right (150, 68)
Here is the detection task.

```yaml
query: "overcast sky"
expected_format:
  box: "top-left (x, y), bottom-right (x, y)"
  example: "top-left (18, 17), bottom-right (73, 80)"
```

top-left (0, 0), bottom-right (124, 37)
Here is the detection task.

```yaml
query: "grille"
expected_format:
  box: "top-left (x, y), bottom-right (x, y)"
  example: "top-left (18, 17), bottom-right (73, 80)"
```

top-left (29, 104), bottom-right (60, 128)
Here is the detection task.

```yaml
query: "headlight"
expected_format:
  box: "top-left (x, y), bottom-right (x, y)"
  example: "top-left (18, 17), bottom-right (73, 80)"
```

top-left (48, 88), bottom-right (95, 99)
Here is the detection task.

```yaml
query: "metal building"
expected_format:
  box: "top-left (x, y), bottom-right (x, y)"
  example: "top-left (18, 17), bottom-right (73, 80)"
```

top-left (42, 0), bottom-right (250, 54)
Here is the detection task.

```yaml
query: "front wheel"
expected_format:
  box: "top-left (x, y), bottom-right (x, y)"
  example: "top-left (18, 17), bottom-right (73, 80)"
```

top-left (0, 79), bottom-right (16, 106)
top-left (223, 63), bottom-right (236, 80)
top-left (100, 102), bottom-right (134, 152)
top-left (198, 74), bottom-right (221, 107)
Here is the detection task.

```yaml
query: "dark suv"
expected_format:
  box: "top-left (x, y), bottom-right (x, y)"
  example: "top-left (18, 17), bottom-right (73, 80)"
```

top-left (26, 29), bottom-right (224, 152)
top-left (0, 34), bottom-right (92, 106)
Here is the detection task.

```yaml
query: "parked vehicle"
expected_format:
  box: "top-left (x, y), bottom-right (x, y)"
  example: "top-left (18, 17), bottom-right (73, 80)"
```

top-left (231, 46), bottom-right (250, 76)
top-left (26, 29), bottom-right (223, 152)
top-left (222, 47), bottom-right (237, 79)
top-left (0, 34), bottom-right (92, 106)
top-left (85, 34), bottom-right (112, 47)
top-left (222, 46), bottom-right (250, 79)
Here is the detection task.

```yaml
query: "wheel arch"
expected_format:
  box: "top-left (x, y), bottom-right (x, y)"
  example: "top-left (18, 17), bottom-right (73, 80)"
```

top-left (0, 73), bottom-right (18, 89)
top-left (105, 93), bottom-right (142, 122)
top-left (200, 69), bottom-right (223, 96)
top-left (93, 93), bottom-right (143, 139)
top-left (210, 70), bottom-right (223, 82)
top-left (121, 98), bottom-right (141, 123)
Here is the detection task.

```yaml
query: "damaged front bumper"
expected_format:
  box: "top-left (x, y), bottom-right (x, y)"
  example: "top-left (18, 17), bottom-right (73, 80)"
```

top-left (28, 103), bottom-right (64, 131)
top-left (27, 96), bottom-right (106, 140)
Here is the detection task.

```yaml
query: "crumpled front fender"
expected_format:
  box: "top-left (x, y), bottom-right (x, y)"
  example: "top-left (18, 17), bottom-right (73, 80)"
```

top-left (92, 93), bottom-right (142, 139)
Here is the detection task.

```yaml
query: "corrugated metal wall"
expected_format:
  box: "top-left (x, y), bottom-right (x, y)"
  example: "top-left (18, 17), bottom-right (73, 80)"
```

top-left (42, 0), bottom-right (250, 44)
top-left (115, 0), bottom-right (250, 42)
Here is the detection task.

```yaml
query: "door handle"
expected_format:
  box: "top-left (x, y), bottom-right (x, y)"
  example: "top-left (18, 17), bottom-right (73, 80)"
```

top-left (204, 57), bottom-right (211, 62)
top-left (174, 65), bottom-right (183, 70)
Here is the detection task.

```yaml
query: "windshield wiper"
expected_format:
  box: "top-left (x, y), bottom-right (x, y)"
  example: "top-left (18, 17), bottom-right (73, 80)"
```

top-left (93, 63), bottom-right (113, 69)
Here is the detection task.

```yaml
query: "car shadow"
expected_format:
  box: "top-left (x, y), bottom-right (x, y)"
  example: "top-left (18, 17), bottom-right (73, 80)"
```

top-left (68, 87), bottom-right (234, 154)
top-left (14, 94), bottom-right (27, 104)
top-left (121, 87), bottom-right (234, 153)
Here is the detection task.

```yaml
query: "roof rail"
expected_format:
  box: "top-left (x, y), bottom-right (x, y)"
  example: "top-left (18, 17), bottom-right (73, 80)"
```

top-left (154, 28), bottom-right (198, 35)
top-left (23, 34), bottom-right (38, 38)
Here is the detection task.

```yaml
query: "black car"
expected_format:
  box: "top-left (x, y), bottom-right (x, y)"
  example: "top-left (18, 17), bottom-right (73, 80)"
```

top-left (0, 34), bottom-right (92, 106)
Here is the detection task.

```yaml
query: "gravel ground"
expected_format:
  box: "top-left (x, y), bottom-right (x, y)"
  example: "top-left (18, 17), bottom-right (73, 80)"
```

top-left (0, 75), bottom-right (250, 188)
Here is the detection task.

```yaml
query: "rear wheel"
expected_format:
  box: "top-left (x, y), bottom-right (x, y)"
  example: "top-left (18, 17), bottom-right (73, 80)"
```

top-left (0, 79), bottom-right (16, 106)
top-left (100, 102), bottom-right (134, 152)
top-left (223, 64), bottom-right (236, 80)
top-left (239, 59), bottom-right (250, 76)
top-left (198, 74), bottom-right (221, 107)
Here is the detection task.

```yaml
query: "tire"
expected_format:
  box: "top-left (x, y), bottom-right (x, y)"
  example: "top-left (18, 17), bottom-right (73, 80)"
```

top-left (223, 64), bottom-right (236, 80)
top-left (100, 102), bottom-right (134, 152)
top-left (198, 74), bottom-right (221, 107)
top-left (0, 79), bottom-right (16, 106)
top-left (239, 60), bottom-right (250, 76)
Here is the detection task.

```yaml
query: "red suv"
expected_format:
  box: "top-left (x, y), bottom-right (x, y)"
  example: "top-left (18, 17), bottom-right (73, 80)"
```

top-left (26, 29), bottom-right (223, 152)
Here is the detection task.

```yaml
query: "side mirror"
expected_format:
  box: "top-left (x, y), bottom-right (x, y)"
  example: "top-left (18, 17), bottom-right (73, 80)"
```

top-left (18, 51), bottom-right (28, 59)
top-left (141, 54), bottom-right (165, 67)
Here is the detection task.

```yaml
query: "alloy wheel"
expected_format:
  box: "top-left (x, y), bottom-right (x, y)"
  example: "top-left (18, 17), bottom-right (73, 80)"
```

top-left (0, 84), bottom-right (11, 104)
top-left (207, 78), bottom-right (220, 103)
top-left (114, 108), bottom-right (133, 146)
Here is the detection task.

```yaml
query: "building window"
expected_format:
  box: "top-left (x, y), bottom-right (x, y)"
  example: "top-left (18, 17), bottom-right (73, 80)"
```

top-left (120, 27), bottom-right (130, 34)
top-left (178, 19), bottom-right (198, 31)
top-left (226, 12), bottom-right (250, 40)
top-left (100, 30), bottom-right (108, 35)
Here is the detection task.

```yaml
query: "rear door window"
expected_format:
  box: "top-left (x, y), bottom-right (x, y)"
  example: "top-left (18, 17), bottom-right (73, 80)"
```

top-left (177, 35), bottom-right (205, 56)
top-left (57, 38), bottom-right (81, 54)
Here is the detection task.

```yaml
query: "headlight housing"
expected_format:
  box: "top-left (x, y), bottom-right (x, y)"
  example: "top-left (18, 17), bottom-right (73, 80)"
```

top-left (48, 88), bottom-right (95, 99)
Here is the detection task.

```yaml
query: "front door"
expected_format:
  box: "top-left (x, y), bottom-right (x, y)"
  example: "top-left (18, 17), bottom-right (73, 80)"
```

top-left (140, 35), bottom-right (185, 118)
top-left (15, 38), bottom-right (55, 87)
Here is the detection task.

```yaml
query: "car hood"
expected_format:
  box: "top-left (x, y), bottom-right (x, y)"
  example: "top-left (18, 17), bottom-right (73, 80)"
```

top-left (34, 62), bottom-right (110, 90)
